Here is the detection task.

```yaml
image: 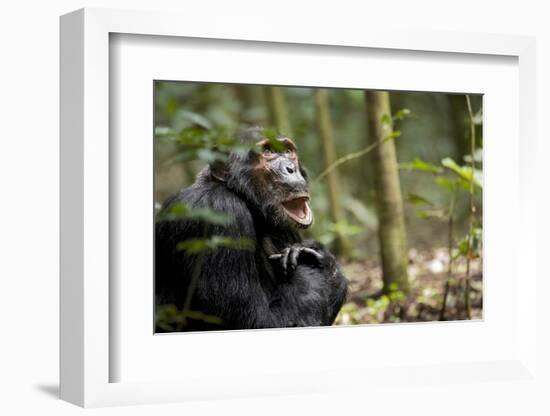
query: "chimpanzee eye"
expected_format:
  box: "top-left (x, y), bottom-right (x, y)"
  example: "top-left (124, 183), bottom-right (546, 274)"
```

top-left (286, 148), bottom-right (293, 154)
top-left (262, 146), bottom-right (273, 156)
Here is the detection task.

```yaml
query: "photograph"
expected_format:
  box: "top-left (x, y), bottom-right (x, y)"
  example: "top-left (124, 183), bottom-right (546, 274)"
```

top-left (154, 81), bottom-right (483, 333)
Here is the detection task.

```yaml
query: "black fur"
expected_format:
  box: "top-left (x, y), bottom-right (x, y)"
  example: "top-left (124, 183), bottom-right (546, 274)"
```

top-left (155, 128), bottom-right (348, 331)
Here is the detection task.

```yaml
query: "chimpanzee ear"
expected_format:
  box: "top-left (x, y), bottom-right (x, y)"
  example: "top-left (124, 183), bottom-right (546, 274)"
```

top-left (210, 160), bottom-right (229, 182)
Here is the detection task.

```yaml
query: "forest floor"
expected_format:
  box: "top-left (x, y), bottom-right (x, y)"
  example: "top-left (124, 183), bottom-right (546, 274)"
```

top-left (334, 248), bottom-right (483, 325)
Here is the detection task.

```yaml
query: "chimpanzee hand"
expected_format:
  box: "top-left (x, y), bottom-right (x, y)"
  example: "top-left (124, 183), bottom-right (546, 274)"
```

top-left (268, 243), bottom-right (326, 276)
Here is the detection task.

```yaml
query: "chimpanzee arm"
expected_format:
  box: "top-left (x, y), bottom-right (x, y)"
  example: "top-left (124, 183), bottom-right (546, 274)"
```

top-left (269, 240), bottom-right (348, 325)
top-left (189, 242), bottom-right (281, 329)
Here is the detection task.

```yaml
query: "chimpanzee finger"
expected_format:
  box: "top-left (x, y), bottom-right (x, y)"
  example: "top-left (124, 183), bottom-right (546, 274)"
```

top-left (301, 247), bottom-right (324, 261)
top-left (288, 247), bottom-right (302, 272)
top-left (296, 248), bottom-right (325, 268)
top-left (280, 247), bottom-right (291, 275)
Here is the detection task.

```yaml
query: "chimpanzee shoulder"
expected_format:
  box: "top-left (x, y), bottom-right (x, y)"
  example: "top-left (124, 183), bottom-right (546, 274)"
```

top-left (159, 173), bottom-right (257, 238)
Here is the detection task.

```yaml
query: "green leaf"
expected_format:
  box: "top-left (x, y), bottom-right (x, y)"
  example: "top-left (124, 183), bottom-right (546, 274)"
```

top-left (169, 127), bottom-right (256, 165)
top-left (380, 113), bottom-right (392, 126)
top-left (415, 209), bottom-right (446, 219)
top-left (212, 236), bottom-right (255, 251)
top-left (441, 157), bottom-right (483, 188)
top-left (188, 208), bottom-right (233, 225)
top-left (456, 178), bottom-right (471, 191)
top-left (415, 210), bottom-right (430, 219)
top-left (407, 193), bottom-right (433, 206)
top-left (258, 128), bottom-right (286, 152)
top-left (266, 136), bottom-right (287, 153)
top-left (176, 239), bottom-right (210, 254)
top-left (441, 157), bottom-right (462, 173)
top-left (261, 127), bottom-right (278, 141)
top-left (456, 237), bottom-right (470, 258)
top-left (393, 108), bottom-right (411, 121)
top-left (177, 236), bottom-right (255, 254)
top-left (454, 229), bottom-right (482, 260)
top-left (181, 310), bottom-right (223, 325)
top-left (177, 126), bottom-right (208, 146)
top-left (384, 131), bottom-right (401, 141)
top-left (177, 110), bottom-right (213, 130)
top-left (157, 202), bottom-right (234, 225)
top-left (400, 158), bottom-right (443, 174)
top-left (435, 177), bottom-right (456, 192)
top-left (165, 97), bottom-right (178, 115)
top-left (340, 303), bottom-right (359, 314)
top-left (388, 289), bottom-right (405, 302)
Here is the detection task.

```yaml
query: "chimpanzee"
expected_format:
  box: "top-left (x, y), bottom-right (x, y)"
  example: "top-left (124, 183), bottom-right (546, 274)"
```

top-left (155, 127), bottom-right (348, 331)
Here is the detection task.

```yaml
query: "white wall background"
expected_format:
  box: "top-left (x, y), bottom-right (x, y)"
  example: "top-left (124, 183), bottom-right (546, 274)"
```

top-left (0, 1), bottom-right (548, 414)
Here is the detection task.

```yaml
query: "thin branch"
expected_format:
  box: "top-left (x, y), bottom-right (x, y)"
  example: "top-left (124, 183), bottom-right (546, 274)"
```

top-left (313, 137), bottom-right (387, 183)
top-left (439, 189), bottom-right (456, 321)
top-left (180, 254), bottom-right (205, 328)
top-left (464, 95), bottom-right (476, 320)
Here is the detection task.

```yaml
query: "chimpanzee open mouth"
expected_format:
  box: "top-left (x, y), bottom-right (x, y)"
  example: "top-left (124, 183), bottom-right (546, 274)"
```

top-left (281, 194), bottom-right (313, 226)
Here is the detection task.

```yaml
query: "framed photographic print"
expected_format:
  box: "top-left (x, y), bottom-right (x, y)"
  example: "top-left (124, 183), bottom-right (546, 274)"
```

top-left (60, 7), bottom-right (538, 408)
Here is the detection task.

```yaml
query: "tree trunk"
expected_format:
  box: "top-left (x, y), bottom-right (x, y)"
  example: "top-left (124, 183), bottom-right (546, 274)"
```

top-left (365, 90), bottom-right (410, 293)
top-left (235, 85), bottom-right (265, 125)
top-left (314, 88), bottom-right (351, 257)
top-left (264, 86), bottom-right (292, 137)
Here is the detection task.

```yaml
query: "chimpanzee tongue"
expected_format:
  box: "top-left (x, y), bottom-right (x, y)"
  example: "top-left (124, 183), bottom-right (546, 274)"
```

top-left (282, 197), bottom-right (311, 224)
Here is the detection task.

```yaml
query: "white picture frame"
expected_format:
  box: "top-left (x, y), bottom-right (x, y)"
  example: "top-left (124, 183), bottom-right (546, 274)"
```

top-left (60, 7), bottom-right (538, 408)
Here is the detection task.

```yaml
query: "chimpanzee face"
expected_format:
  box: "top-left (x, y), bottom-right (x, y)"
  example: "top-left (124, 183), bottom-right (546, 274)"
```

top-left (249, 137), bottom-right (313, 228)
top-left (212, 128), bottom-right (314, 230)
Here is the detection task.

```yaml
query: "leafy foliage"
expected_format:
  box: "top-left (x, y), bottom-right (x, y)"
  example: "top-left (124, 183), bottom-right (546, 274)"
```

top-left (434, 177), bottom-right (456, 192)
top-left (441, 157), bottom-right (482, 188)
top-left (455, 227), bottom-right (482, 260)
top-left (400, 158), bottom-right (443, 174)
top-left (176, 236), bottom-right (255, 254)
top-left (158, 125), bottom-right (252, 166)
top-left (156, 304), bottom-right (223, 332)
top-left (392, 108), bottom-right (411, 121)
top-left (407, 193), bottom-right (434, 206)
top-left (260, 127), bottom-right (287, 152)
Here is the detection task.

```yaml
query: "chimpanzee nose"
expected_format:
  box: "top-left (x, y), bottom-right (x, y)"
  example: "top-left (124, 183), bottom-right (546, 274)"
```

top-left (277, 160), bottom-right (306, 190)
